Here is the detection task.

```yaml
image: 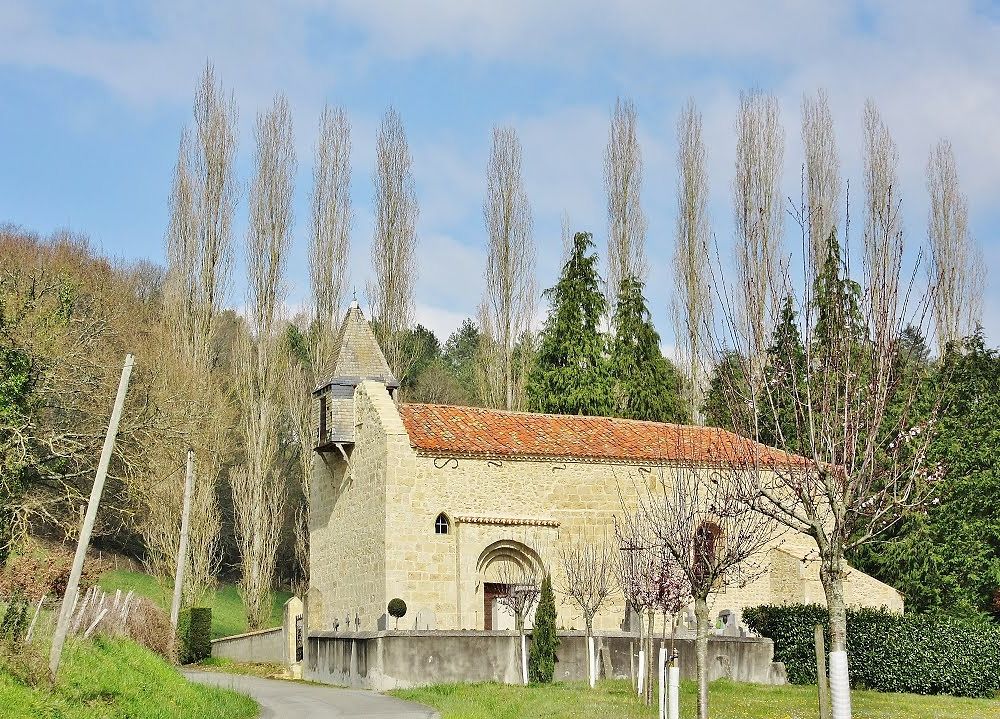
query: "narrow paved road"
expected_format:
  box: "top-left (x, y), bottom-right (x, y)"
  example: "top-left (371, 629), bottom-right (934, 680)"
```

top-left (184, 671), bottom-right (440, 719)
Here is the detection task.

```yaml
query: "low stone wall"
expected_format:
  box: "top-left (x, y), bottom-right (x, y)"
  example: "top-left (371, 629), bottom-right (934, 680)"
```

top-left (306, 630), bottom-right (786, 691)
top-left (211, 627), bottom-right (285, 664)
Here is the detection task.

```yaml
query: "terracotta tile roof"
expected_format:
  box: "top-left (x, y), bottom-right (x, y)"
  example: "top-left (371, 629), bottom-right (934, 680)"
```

top-left (399, 403), bottom-right (805, 467)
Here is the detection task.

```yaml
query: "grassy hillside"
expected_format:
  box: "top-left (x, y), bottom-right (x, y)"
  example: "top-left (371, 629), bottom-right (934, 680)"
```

top-left (393, 679), bottom-right (1000, 719)
top-left (99, 569), bottom-right (291, 639)
top-left (0, 637), bottom-right (257, 719)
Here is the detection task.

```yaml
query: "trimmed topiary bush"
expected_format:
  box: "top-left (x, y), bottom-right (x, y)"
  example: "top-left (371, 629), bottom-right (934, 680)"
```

top-left (529, 573), bottom-right (559, 683)
top-left (388, 598), bottom-right (406, 629)
top-left (744, 603), bottom-right (1000, 698)
top-left (177, 607), bottom-right (212, 664)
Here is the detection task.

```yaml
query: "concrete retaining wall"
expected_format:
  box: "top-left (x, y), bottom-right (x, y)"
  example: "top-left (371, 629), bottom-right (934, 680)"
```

top-left (211, 627), bottom-right (285, 664)
top-left (305, 630), bottom-right (786, 691)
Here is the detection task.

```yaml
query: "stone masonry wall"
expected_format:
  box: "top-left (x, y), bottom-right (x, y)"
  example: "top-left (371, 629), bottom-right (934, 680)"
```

top-left (312, 381), bottom-right (902, 635)
top-left (308, 381), bottom-right (395, 631)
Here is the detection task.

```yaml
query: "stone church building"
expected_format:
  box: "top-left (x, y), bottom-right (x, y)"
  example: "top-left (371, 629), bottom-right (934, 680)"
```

top-left (307, 305), bottom-right (901, 635)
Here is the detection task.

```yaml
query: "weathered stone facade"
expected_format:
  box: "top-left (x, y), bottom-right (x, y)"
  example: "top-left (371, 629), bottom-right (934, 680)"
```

top-left (308, 378), bottom-right (903, 636)
top-left (307, 306), bottom-right (902, 638)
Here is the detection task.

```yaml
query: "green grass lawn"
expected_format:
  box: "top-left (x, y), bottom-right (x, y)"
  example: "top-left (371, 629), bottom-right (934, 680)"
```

top-left (0, 637), bottom-right (257, 719)
top-left (98, 568), bottom-right (292, 639)
top-left (391, 678), bottom-right (1000, 719)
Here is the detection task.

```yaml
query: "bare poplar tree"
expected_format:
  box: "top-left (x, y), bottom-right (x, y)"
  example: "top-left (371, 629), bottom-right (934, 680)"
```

top-left (631, 459), bottom-right (773, 719)
top-left (560, 211), bottom-right (574, 265)
top-left (732, 90), bottom-right (785, 385)
top-left (191, 63), bottom-right (238, 369)
top-left (802, 89), bottom-right (842, 276)
top-left (862, 100), bottom-right (904, 358)
top-left (232, 95), bottom-right (295, 630)
top-left (368, 107), bottom-right (418, 382)
top-left (605, 97), bottom-right (647, 313)
top-left (559, 540), bottom-right (617, 688)
top-left (709, 112), bottom-right (943, 715)
top-left (672, 99), bottom-right (713, 424)
top-left (152, 63), bottom-right (237, 604)
top-left (311, 105), bottom-right (353, 377)
top-left (927, 139), bottom-right (983, 353)
top-left (279, 105), bottom-right (354, 594)
top-left (477, 125), bottom-right (535, 411)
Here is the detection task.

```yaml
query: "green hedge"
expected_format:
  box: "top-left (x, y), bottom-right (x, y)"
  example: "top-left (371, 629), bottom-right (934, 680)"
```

top-left (744, 604), bottom-right (1000, 698)
top-left (177, 607), bottom-right (212, 664)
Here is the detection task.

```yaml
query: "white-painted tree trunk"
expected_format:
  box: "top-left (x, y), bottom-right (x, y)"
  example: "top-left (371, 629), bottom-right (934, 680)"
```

top-left (668, 664), bottom-right (680, 719)
top-left (588, 635), bottom-right (596, 688)
top-left (521, 633), bottom-right (528, 685)
top-left (829, 651), bottom-right (852, 719)
top-left (637, 649), bottom-right (646, 696)
top-left (658, 646), bottom-right (667, 719)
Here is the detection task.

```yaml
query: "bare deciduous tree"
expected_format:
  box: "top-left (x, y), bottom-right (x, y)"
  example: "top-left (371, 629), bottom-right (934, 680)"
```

top-left (672, 99), bottom-right (713, 424)
top-left (559, 539), bottom-right (617, 688)
top-left (732, 90), bottom-right (785, 385)
top-left (802, 89), bottom-right (841, 276)
top-left (927, 139), bottom-right (983, 353)
top-left (494, 560), bottom-right (541, 685)
top-left (605, 97), bottom-right (647, 313)
top-left (711, 130), bottom-right (942, 716)
top-left (368, 107), bottom-right (419, 383)
top-left (632, 459), bottom-right (774, 719)
top-left (862, 100), bottom-right (904, 359)
top-left (279, 106), bottom-right (354, 595)
top-left (151, 63), bottom-right (237, 603)
top-left (311, 105), bottom-right (353, 377)
top-left (477, 125), bottom-right (535, 411)
top-left (232, 95), bottom-right (295, 630)
top-left (191, 63), bottom-right (238, 370)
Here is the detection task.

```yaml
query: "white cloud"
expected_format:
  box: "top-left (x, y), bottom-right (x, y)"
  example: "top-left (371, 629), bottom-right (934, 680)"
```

top-left (414, 303), bottom-right (467, 342)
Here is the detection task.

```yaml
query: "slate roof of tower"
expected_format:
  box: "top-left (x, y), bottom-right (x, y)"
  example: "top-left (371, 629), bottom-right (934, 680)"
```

top-left (399, 403), bottom-right (806, 467)
top-left (317, 304), bottom-right (397, 390)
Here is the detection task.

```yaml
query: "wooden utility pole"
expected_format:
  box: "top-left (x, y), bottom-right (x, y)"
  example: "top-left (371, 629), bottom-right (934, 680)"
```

top-left (49, 354), bottom-right (134, 679)
top-left (170, 449), bottom-right (195, 636)
top-left (815, 623), bottom-right (831, 719)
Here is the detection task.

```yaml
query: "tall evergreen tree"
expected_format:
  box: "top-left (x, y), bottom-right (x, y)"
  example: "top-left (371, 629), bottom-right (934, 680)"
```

top-left (443, 318), bottom-right (482, 403)
top-left (610, 275), bottom-right (687, 423)
top-left (529, 573), bottom-right (559, 683)
top-left (527, 232), bottom-right (611, 415)
top-left (759, 295), bottom-right (806, 451)
top-left (853, 332), bottom-right (1000, 618)
top-left (702, 351), bottom-right (747, 432)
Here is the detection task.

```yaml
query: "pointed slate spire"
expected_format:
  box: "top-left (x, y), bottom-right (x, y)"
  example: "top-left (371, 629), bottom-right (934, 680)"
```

top-left (319, 303), bottom-right (397, 389)
top-left (314, 304), bottom-right (398, 447)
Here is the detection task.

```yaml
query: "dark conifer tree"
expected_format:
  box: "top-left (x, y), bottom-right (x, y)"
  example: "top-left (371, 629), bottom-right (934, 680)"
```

top-left (529, 573), bottom-right (559, 683)
top-left (759, 295), bottom-right (807, 451)
top-left (527, 232), bottom-right (611, 415)
top-left (703, 351), bottom-right (747, 432)
top-left (610, 275), bottom-right (687, 423)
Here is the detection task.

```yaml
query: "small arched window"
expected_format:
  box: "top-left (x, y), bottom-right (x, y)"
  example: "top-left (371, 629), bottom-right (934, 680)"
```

top-left (434, 513), bottom-right (450, 535)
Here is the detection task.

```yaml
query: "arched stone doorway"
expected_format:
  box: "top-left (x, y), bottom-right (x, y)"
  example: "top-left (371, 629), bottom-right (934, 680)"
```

top-left (476, 540), bottom-right (543, 631)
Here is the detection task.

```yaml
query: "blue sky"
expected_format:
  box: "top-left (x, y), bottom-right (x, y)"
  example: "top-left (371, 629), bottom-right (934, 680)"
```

top-left (2, 1), bottom-right (999, 346)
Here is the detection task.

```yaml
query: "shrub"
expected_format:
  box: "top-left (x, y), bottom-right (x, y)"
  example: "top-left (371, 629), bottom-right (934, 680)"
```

top-left (1, 590), bottom-right (30, 644)
top-left (177, 607), bottom-right (212, 664)
top-left (744, 603), bottom-right (1000, 698)
top-left (529, 573), bottom-right (559, 683)
top-left (388, 598), bottom-right (406, 629)
top-left (0, 541), bottom-right (104, 600)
